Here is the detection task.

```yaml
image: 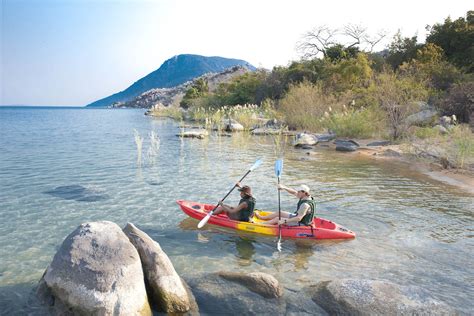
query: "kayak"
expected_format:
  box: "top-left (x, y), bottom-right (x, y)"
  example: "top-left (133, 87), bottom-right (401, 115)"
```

top-left (177, 200), bottom-right (356, 240)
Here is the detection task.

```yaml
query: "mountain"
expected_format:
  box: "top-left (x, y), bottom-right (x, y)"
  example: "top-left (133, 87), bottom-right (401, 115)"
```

top-left (112, 66), bottom-right (251, 109)
top-left (86, 54), bottom-right (256, 108)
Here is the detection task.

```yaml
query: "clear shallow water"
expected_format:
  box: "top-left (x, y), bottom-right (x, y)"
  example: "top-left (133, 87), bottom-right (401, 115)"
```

top-left (0, 107), bottom-right (473, 314)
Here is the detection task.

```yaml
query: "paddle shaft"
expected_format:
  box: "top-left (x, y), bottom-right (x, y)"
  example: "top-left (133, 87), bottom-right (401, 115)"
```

top-left (210, 170), bottom-right (251, 213)
top-left (277, 176), bottom-right (282, 243)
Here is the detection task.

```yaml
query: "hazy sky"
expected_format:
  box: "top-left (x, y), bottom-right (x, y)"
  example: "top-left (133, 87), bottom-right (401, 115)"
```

top-left (1, 0), bottom-right (471, 106)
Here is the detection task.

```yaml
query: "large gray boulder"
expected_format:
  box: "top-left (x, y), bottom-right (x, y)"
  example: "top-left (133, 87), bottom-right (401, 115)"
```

top-left (405, 109), bottom-right (438, 127)
top-left (224, 118), bottom-right (245, 132)
top-left (123, 223), bottom-right (192, 314)
top-left (37, 221), bottom-right (151, 316)
top-left (307, 279), bottom-right (456, 315)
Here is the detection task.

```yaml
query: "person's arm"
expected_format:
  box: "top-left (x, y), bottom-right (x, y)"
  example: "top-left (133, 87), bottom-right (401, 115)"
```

top-left (279, 204), bottom-right (309, 224)
top-left (278, 184), bottom-right (298, 197)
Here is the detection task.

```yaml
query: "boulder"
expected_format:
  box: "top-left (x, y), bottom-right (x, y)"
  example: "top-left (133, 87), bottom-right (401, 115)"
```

top-left (367, 140), bottom-right (391, 147)
top-left (380, 149), bottom-right (402, 157)
top-left (37, 221), bottom-right (151, 316)
top-left (307, 279), bottom-right (456, 315)
top-left (335, 139), bottom-right (359, 152)
top-left (223, 118), bottom-right (244, 132)
top-left (217, 271), bottom-right (283, 299)
top-left (294, 133), bottom-right (318, 147)
top-left (123, 223), bottom-right (191, 314)
top-left (405, 109), bottom-right (438, 127)
top-left (177, 129), bottom-right (209, 139)
top-left (315, 133), bottom-right (336, 142)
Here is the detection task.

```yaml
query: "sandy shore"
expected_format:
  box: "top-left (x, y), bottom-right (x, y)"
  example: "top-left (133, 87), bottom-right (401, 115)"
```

top-left (311, 139), bottom-right (474, 195)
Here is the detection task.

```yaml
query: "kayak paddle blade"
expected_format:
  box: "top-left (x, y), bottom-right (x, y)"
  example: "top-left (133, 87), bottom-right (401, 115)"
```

top-left (277, 239), bottom-right (282, 252)
top-left (274, 159), bottom-right (283, 178)
top-left (249, 158), bottom-right (263, 171)
top-left (198, 212), bottom-right (212, 228)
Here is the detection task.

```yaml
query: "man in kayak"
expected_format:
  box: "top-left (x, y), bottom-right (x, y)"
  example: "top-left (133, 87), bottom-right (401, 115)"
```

top-left (213, 182), bottom-right (256, 222)
top-left (255, 184), bottom-right (315, 226)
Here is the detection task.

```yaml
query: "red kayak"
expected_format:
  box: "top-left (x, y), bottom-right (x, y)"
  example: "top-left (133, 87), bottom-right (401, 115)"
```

top-left (177, 200), bottom-right (356, 240)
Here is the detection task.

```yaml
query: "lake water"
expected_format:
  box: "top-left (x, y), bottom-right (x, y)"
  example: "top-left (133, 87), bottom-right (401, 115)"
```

top-left (0, 107), bottom-right (472, 314)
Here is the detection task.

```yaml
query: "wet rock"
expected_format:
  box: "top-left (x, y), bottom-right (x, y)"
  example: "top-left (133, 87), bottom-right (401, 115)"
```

top-left (37, 221), bottom-right (151, 316)
top-left (367, 140), bottom-right (391, 147)
top-left (217, 271), bottom-right (283, 299)
top-left (44, 185), bottom-right (109, 202)
top-left (335, 139), bottom-right (359, 152)
top-left (294, 133), bottom-right (318, 147)
top-left (123, 223), bottom-right (191, 314)
top-left (177, 130), bottom-right (209, 139)
top-left (315, 133), bottom-right (336, 142)
top-left (405, 109), bottom-right (438, 127)
top-left (307, 279), bottom-right (456, 315)
top-left (264, 118), bottom-right (285, 128)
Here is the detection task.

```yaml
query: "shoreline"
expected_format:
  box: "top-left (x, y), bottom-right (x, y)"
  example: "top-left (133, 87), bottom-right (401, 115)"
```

top-left (324, 140), bottom-right (474, 195)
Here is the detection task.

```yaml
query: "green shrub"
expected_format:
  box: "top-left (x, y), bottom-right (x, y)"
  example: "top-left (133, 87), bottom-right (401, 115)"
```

top-left (323, 106), bottom-right (386, 138)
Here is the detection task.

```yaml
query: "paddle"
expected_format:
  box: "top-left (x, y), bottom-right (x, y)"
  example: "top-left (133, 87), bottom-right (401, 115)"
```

top-left (197, 159), bottom-right (263, 229)
top-left (275, 159), bottom-right (283, 252)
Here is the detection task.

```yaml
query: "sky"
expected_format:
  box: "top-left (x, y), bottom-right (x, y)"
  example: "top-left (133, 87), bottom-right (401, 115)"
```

top-left (1, 0), bottom-right (471, 106)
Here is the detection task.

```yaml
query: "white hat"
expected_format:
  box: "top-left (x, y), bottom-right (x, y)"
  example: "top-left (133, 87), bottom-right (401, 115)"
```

top-left (298, 185), bottom-right (310, 194)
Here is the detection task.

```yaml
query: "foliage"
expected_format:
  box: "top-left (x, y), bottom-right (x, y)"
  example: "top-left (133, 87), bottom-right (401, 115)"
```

top-left (385, 32), bottom-right (421, 69)
top-left (436, 81), bottom-right (474, 123)
top-left (426, 10), bottom-right (474, 72)
top-left (181, 78), bottom-right (209, 108)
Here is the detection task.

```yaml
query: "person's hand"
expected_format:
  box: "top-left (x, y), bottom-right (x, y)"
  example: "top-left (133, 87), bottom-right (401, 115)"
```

top-left (278, 219), bottom-right (287, 225)
top-left (218, 200), bottom-right (223, 206)
top-left (277, 183), bottom-right (285, 190)
top-left (235, 182), bottom-right (242, 188)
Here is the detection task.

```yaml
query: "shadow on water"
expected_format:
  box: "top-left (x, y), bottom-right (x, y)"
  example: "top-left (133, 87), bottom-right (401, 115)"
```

top-left (43, 185), bottom-right (109, 202)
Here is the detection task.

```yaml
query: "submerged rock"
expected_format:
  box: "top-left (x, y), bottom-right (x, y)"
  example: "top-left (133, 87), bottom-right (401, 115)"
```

top-left (217, 271), bottom-right (283, 299)
top-left (123, 223), bottom-right (192, 314)
top-left (44, 185), bottom-right (109, 202)
top-left (307, 279), bottom-right (455, 315)
top-left (186, 272), bottom-right (325, 315)
top-left (37, 221), bottom-right (151, 316)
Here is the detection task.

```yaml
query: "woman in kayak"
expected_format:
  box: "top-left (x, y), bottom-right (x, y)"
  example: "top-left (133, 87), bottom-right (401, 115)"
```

top-left (213, 183), bottom-right (256, 222)
top-left (255, 184), bottom-right (315, 226)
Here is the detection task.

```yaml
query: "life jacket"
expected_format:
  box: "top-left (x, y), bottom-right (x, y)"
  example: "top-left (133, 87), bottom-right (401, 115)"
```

top-left (294, 197), bottom-right (316, 226)
top-left (238, 196), bottom-right (256, 222)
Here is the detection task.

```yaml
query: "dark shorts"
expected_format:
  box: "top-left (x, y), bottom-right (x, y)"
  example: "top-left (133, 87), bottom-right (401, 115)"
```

top-left (227, 211), bottom-right (249, 222)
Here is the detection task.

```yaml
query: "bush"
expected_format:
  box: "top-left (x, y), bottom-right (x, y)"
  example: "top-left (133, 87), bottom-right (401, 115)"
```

top-left (323, 106), bottom-right (386, 138)
top-left (278, 81), bottom-right (342, 131)
top-left (436, 81), bottom-right (474, 123)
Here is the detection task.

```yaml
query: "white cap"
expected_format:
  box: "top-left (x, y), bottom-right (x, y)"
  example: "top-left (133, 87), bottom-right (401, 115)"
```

top-left (298, 185), bottom-right (310, 194)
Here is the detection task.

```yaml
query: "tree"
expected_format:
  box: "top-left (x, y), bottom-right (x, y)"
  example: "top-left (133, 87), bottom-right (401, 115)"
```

top-left (436, 82), bottom-right (474, 123)
top-left (297, 24), bottom-right (386, 59)
top-left (385, 31), bottom-right (422, 69)
top-left (426, 11), bottom-right (474, 72)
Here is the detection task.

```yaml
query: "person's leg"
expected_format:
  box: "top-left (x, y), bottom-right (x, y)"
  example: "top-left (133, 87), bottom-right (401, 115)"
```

top-left (256, 211), bottom-right (291, 220)
top-left (212, 206), bottom-right (225, 215)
